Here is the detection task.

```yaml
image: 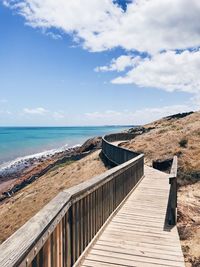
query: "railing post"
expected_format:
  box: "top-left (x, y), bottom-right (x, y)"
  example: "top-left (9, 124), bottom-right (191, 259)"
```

top-left (168, 177), bottom-right (177, 225)
top-left (66, 209), bottom-right (72, 267)
top-left (168, 156), bottom-right (178, 226)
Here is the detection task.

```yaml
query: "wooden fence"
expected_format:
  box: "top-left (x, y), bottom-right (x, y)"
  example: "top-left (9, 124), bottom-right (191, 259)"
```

top-left (102, 133), bottom-right (139, 165)
top-left (0, 133), bottom-right (144, 267)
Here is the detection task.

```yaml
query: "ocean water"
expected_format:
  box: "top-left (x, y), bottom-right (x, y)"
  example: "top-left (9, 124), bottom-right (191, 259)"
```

top-left (0, 126), bottom-right (131, 166)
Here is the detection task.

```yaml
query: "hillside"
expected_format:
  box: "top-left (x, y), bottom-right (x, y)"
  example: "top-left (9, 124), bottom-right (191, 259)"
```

top-left (0, 150), bottom-right (107, 244)
top-left (121, 111), bottom-right (200, 266)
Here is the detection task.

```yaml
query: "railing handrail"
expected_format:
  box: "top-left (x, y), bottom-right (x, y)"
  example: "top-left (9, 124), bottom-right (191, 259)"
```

top-left (169, 155), bottom-right (177, 179)
top-left (68, 154), bottom-right (143, 201)
top-left (102, 133), bottom-right (140, 166)
top-left (103, 132), bottom-right (136, 142)
top-left (0, 133), bottom-right (144, 267)
top-left (103, 133), bottom-right (139, 155)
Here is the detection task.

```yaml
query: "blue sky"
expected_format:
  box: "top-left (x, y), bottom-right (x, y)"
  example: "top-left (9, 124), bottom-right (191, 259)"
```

top-left (0, 1), bottom-right (199, 126)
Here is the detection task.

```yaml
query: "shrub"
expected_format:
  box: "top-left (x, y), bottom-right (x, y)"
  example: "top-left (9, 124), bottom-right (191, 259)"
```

top-left (179, 138), bottom-right (188, 148)
top-left (158, 129), bottom-right (167, 134)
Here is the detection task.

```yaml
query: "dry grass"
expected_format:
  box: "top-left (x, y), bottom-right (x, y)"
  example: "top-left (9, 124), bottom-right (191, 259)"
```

top-left (123, 111), bottom-right (200, 175)
top-left (0, 150), bottom-right (107, 244)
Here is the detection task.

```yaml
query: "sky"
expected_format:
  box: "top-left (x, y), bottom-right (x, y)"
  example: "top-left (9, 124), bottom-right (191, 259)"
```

top-left (0, 0), bottom-right (200, 126)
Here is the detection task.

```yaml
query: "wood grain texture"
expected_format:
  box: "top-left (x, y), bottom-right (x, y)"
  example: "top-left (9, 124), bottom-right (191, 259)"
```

top-left (80, 166), bottom-right (184, 267)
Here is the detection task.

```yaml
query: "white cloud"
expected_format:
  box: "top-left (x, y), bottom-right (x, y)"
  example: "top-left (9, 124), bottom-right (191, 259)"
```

top-left (0, 99), bottom-right (8, 103)
top-left (0, 110), bottom-right (12, 115)
top-left (23, 107), bottom-right (67, 120)
top-left (4, 0), bottom-right (200, 101)
top-left (45, 31), bottom-right (62, 40)
top-left (23, 107), bottom-right (48, 115)
top-left (4, 0), bottom-right (200, 53)
top-left (85, 110), bottom-right (121, 119)
top-left (112, 50), bottom-right (200, 94)
top-left (85, 104), bottom-right (193, 125)
top-left (95, 55), bottom-right (142, 72)
top-left (191, 94), bottom-right (200, 107)
top-left (3, 0), bottom-right (121, 51)
top-left (53, 111), bottom-right (65, 119)
top-left (129, 105), bottom-right (193, 125)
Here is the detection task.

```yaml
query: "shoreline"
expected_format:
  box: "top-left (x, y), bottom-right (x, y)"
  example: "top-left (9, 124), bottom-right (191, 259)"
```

top-left (0, 136), bottom-right (102, 201)
top-left (0, 143), bottom-right (81, 177)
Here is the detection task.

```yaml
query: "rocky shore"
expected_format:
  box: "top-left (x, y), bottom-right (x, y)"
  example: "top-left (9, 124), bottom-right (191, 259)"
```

top-left (0, 136), bottom-right (102, 202)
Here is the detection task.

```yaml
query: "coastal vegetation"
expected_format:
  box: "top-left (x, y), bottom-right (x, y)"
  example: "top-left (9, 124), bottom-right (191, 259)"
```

top-left (179, 138), bottom-right (188, 148)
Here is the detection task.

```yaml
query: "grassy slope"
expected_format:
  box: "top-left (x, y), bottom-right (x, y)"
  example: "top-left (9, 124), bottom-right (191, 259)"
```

top-left (122, 111), bottom-right (200, 266)
top-left (0, 150), bottom-right (107, 244)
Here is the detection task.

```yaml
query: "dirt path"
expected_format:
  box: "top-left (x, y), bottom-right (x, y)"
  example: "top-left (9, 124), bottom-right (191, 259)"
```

top-left (0, 150), bottom-right (107, 244)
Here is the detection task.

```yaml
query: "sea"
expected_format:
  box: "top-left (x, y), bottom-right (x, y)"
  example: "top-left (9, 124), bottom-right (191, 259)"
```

top-left (0, 126), bottom-right (131, 173)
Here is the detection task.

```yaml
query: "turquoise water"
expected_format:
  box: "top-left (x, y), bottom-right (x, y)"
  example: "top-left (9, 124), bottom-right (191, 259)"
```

top-left (0, 126), bottom-right (131, 165)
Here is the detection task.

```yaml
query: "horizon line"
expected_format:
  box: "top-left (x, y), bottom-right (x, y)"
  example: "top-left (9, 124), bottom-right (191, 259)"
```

top-left (0, 125), bottom-right (138, 128)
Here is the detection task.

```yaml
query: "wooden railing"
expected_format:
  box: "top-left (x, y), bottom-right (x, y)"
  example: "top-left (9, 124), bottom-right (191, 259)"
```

top-left (168, 156), bottom-right (178, 225)
top-left (0, 133), bottom-right (144, 267)
top-left (102, 133), bottom-right (139, 165)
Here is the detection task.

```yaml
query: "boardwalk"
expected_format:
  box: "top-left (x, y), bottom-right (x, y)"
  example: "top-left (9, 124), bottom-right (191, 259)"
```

top-left (80, 166), bottom-right (185, 267)
top-left (0, 134), bottom-right (184, 267)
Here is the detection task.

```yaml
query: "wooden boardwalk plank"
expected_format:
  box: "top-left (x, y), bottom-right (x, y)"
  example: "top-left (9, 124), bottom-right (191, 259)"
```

top-left (86, 250), bottom-right (184, 267)
top-left (96, 240), bottom-right (183, 256)
top-left (106, 225), bottom-right (178, 238)
top-left (97, 238), bottom-right (183, 253)
top-left (79, 166), bottom-right (184, 267)
top-left (93, 244), bottom-right (182, 261)
top-left (99, 233), bottom-right (179, 247)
